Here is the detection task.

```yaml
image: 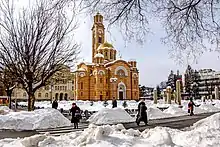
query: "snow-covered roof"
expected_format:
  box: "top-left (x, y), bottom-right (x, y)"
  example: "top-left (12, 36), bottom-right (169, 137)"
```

top-left (104, 59), bottom-right (128, 66)
top-left (77, 67), bottom-right (86, 72)
top-left (94, 53), bottom-right (104, 58)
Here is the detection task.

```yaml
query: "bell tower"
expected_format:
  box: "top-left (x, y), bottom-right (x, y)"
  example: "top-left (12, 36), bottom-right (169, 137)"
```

top-left (92, 13), bottom-right (105, 63)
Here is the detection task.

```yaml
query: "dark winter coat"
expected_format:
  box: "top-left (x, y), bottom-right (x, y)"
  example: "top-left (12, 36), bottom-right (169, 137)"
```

top-left (137, 102), bottom-right (147, 120)
top-left (70, 106), bottom-right (81, 123)
top-left (112, 99), bottom-right (117, 108)
top-left (52, 101), bottom-right (58, 109)
top-left (188, 100), bottom-right (196, 113)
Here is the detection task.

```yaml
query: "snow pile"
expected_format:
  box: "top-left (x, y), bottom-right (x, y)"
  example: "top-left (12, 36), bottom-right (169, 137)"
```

top-left (148, 107), bottom-right (170, 119)
top-left (0, 106), bottom-right (11, 115)
top-left (2, 113), bottom-right (220, 147)
top-left (0, 108), bottom-right (71, 130)
top-left (88, 108), bottom-right (135, 125)
top-left (163, 105), bottom-right (188, 116)
top-left (199, 104), bottom-right (220, 112)
top-left (191, 112), bottom-right (220, 130)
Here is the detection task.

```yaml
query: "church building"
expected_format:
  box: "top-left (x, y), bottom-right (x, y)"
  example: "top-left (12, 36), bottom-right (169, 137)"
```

top-left (73, 13), bottom-right (139, 101)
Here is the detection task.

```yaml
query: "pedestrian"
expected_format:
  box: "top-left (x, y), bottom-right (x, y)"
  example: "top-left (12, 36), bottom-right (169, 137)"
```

top-left (112, 97), bottom-right (117, 108)
top-left (188, 97), bottom-right (196, 116)
top-left (52, 99), bottom-right (58, 109)
top-left (70, 103), bottom-right (81, 129)
top-left (136, 100), bottom-right (148, 126)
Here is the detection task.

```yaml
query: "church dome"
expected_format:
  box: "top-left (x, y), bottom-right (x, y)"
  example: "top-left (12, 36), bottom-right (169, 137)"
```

top-left (77, 67), bottom-right (86, 72)
top-left (94, 53), bottom-right (104, 58)
top-left (97, 42), bottom-right (114, 50)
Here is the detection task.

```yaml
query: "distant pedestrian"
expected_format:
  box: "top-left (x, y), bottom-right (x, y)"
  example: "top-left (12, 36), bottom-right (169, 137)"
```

top-left (70, 103), bottom-right (81, 129)
top-left (136, 100), bottom-right (148, 126)
top-left (112, 97), bottom-right (117, 108)
top-left (52, 99), bottom-right (58, 109)
top-left (188, 97), bottom-right (196, 116)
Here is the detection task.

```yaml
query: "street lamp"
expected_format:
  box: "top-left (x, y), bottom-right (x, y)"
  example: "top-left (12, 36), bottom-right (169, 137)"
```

top-left (110, 77), bottom-right (118, 99)
top-left (50, 80), bottom-right (54, 103)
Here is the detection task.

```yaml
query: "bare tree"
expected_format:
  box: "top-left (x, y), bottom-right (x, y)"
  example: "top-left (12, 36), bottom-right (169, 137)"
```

top-left (0, 0), bottom-right (80, 111)
top-left (78, 0), bottom-right (220, 61)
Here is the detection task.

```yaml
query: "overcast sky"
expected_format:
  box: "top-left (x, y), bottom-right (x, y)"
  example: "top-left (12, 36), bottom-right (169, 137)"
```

top-left (74, 14), bottom-right (220, 87)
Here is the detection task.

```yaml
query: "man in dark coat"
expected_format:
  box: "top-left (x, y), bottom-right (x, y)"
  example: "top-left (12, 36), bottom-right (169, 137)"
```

top-left (136, 100), bottom-right (148, 126)
top-left (112, 98), bottom-right (117, 108)
top-left (188, 97), bottom-right (196, 116)
top-left (52, 99), bottom-right (58, 109)
top-left (70, 103), bottom-right (81, 129)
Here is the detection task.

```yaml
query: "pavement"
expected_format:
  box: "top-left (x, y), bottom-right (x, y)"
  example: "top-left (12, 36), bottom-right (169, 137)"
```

top-left (0, 111), bottom-right (218, 139)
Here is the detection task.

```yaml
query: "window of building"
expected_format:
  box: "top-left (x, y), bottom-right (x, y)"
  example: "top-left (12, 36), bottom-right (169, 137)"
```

top-left (72, 80), bottom-right (74, 84)
top-left (65, 86), bottom-right (67, 91)
top-left (45, 93), bottom-right (48, 98)
top-left (55, 86), bottom-right (57, 90)
top-left (38, 93), bottom-right (41, 98)
top-left (81, 82), bottom-right (83, 89)
top-left (94, 78), bottom-right (96, 84)
top-left (98, 37), bottom-right (102, 43)
top-left (72, 86), bottom-right (74, 90)
top-left (45, 86), bottom-right (49, 90)
top-left (100, 78), bottom-right (103, 83)
top-left (117, 69), bottom-right (125, 76)
top-left (105, 52), bottom-right (107, 57)
top-left (57, 86), bottom-right (59, 90)
top-left (106, 92), bottom-right (108, 96)
top-left (23, 92), bottom-right (26, 97)
top-left (106, 79), bottom-right (108, 83)
top-left (81, 92), bottom-right (83, 96)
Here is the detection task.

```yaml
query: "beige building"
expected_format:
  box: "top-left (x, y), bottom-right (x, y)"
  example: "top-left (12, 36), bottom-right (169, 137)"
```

top-left (11, 66), bottom-right (74, 101)
top-left (73, 13), bottom-right (139, 101)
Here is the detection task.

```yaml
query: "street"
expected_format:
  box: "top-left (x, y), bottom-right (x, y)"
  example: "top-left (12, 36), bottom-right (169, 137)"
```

top-left (0, 112), bottom-right (218, 139)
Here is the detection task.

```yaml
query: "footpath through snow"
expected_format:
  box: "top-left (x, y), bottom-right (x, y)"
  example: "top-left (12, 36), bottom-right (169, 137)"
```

top-left (0, 112), bottom-right (220, 147)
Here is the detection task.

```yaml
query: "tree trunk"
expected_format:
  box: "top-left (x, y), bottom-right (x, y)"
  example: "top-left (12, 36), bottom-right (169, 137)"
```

top-left (28, 92), bottom-right (35, 111)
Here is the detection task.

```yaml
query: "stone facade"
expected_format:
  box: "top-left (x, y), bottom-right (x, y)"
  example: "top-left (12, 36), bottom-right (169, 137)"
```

top-left (73, 13), bottom-right (139, 101)
top-left (11, 66), bottom-right (74, 101)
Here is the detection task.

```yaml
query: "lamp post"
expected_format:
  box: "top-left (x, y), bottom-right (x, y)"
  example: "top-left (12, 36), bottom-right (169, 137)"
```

top-left (50, 80), bottom-right (54, 103)
top-left (110, 78), bottom-right (118, 99)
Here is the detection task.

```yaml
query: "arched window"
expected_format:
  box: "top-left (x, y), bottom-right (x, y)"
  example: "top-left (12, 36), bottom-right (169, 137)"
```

top-left (45, 93), bottom-right (48, 98)
top-left (23, 92), bottom-right (26, 97)
top-left (98, 37), bottom-right (102, 43)
top-left (117, 69), bottom-right (125, 76)
top-left (38, 93), bottom-right (41, 98)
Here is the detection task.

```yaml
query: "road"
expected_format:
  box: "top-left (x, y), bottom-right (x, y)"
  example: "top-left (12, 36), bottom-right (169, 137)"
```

top-left (0, 112), bottom-right (218, 139)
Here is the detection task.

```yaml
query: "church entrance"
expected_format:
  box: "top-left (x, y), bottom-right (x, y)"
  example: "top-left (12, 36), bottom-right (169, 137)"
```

top-left (118, 82), bottom-right (126, 100)
top-left (119, 91), bottom-right (123, 100)
top-left (100, 95), bottom-right (103, 101)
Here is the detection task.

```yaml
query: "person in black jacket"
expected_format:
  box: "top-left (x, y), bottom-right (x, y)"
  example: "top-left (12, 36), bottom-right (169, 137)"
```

top-left (136, 100), bottom-right (148, 126)
top-left (112, 98), bottom-right (117, 108)
top-left (52, 99), bottom-right (58, 109)
top-left (70, 103), bottom-right (81, 129)
top-left (188, 97), bottom-right (196, 116)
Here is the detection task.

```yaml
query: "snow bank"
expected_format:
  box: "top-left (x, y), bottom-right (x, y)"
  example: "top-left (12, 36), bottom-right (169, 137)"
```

top-left (199, 104), bottom-right (220, 112)
top-left (0, 108), bottom-right (71, 130)
top-left (147, 107), bottom-right (170, 119)
top-left (2, 113), bottom-right (220, 147)
top-left (0, 106), bottom-right (11, 115)
top-left (88, 108), bottom-right (135, 125)
top-left (163, 105), bottom-right (188, 116)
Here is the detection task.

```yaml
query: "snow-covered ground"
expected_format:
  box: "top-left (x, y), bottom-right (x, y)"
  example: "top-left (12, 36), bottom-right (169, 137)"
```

top-left (0, 112), bottom-right (220, 147)
top-left (15, 99), bottom-right (220, 125)
top-left (0, 108), bottom-right (71, 130)
top-left (88, 108), bottom-right (135, 125)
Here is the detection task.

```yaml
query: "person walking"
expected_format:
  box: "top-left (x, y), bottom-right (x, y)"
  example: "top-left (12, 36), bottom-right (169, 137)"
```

top-left (136, 100), bottom-right (148, 126)
top-left (52, 99), bottom-right (58, 109)
top-left (188, 97), bottom-right (196, 116)
top-left (112, 97), bottom-right (117, 108)
top-left (70, 103), bottom-right (81, 129)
